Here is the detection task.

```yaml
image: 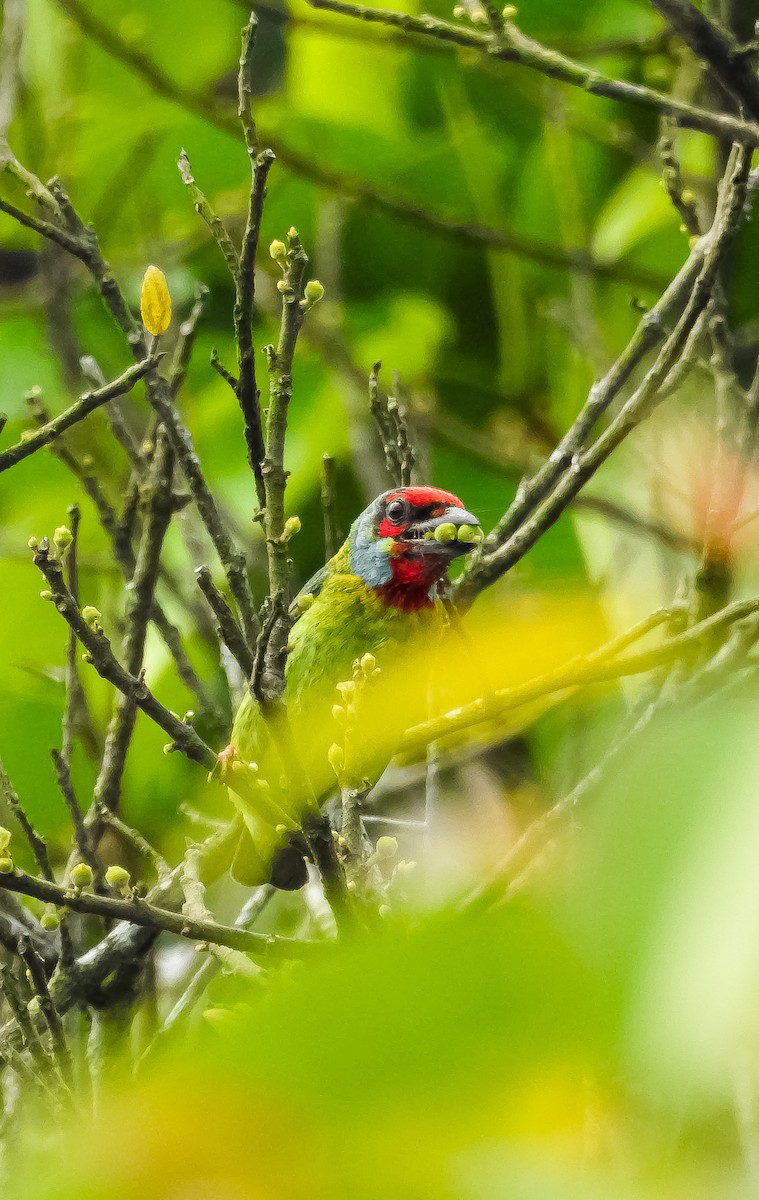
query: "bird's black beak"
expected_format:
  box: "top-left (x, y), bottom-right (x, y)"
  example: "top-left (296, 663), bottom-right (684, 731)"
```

top-left (403, 505), bottom-right (483, 556)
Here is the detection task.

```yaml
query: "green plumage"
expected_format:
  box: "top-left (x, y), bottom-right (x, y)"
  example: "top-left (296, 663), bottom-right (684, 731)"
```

top-left (228, 539), bottom-right (446, 886)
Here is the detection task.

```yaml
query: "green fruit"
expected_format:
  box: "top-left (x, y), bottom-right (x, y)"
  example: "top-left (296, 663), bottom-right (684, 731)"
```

top-left (70, 862), bottom-right (94, 889)
top-left (456, 523), bottom-right (483, 544)
top-left (433, 522), bottom-right (458, 543)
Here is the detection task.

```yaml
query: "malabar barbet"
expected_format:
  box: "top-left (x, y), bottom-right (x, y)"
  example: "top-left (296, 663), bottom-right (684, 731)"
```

top-left (225, 486), bottom-right (483, 888)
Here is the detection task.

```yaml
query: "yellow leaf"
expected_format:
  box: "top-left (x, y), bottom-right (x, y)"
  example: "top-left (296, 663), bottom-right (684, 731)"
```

top-left (140, 265), bottom-right (172, 336)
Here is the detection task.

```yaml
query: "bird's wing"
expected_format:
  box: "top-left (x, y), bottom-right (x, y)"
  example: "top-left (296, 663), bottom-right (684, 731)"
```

top-left (288, 561), bottom-right (331, 622)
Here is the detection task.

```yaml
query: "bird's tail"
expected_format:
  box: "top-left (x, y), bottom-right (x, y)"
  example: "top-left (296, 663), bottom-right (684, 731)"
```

top-left (230, 803), bottom-right (308, 891)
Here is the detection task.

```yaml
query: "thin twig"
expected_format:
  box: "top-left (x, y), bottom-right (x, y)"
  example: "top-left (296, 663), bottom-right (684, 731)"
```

top-left (93, 426), bottom-right (176, 814)
top-left (195, 566), bottom-right (256, 678)
top-left (400, 595), bottom-right (759, 754)
top-left (181, 847), bottom-right (263, 978)
top-left (651, 0), bottom-right (759, 122)
top-left (0, 870), bottom-right (319, 960)
top-left (0, 761), bottom-right (52, 881)
top-left (96, 807), bottom-right (169, 878)
top-left (170, 282), bottom-right (209, 396)
top-left (25, 391), bottom-right (215, 717)
top-left (17, 936), bottom-right (73, 1088)
top-left (50, 750), bottom-right (99, 879)
top-left (177, 150), bottom-right (240, 280)
top-left (307, 0), bottom-right (759, 146)
top-left (48, 0), bottom-right (675, 287)
top-left (146, 887), bottom-right (273, 1048)
top-left (234, 15), bottom-right (273, 508)
top-left (0, 356), bottom-right (156, 474)
top-left (32, 541), bottom-right (216, 770)
top-left (320, 454), bottom-right (341, 559)
top-left (457, 145), bottom-right (754, 604)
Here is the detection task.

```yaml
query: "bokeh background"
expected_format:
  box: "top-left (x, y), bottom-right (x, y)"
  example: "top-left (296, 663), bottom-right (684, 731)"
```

top-left (4, 0), bottom-right (759, 1194)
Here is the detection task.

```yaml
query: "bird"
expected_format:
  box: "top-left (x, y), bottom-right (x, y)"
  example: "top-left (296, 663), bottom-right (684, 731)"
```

top-left (223, 485), bottom-right (482, 889)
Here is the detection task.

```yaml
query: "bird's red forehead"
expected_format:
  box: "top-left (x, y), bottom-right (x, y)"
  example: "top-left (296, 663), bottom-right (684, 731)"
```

top-left (386, 486), bottom-right (463, 510)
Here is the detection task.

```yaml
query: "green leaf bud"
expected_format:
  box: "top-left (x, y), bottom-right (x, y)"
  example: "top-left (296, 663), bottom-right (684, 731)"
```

top-left (301, 279), bottom-right (325, 310)
top-left (105, 864), bottom-right (131, 893)
top-left (375, 835), bottom-right (398, 861)
top-left (70, 862), bottom-right (93, 890)
top-left (0, 858), bottom-right (13, 874)
top-left (27, 537), bottom-right (39, 551)
top-left (269, 239), bottom-right (287, 261)
top-left (434, 522), bottom-right (458, 543)
top-left (53, 526), bottom-right (73, 551)
top-left (40, 909), bottom-right (60, 932)
top-left (456, 523), bottom-right (483, 544)
top-left (283, 515), bottom-right (301, 540)
top-left (81, 605), bottom-right (102, 628)
top-left (39, 590), bottom-right (54, 601)
top-left (0, 827), bottom-right (11, 852)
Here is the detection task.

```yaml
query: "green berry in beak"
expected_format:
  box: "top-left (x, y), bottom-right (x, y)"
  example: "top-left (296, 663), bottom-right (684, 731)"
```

top-left (456, 523), bottom-right (483, 544)
top-left (434, 522), bottom-right (458, 543)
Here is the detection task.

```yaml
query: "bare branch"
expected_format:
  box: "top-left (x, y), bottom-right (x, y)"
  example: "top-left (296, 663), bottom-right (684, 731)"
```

top-left (32, 541), bottom-right (216, 770)
top-left (0, 356), bottom-right (156, 475)
top-left (307, 0), bottom-right (759, 146)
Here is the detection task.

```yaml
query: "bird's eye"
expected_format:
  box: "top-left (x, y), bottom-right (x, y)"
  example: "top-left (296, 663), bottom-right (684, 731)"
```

top-left (386, 498), bottom-right (408, 524)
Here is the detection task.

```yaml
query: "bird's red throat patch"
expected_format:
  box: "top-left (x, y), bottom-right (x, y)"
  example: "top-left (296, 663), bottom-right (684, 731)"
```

top-left (377, 545), bottom-right (450, 612)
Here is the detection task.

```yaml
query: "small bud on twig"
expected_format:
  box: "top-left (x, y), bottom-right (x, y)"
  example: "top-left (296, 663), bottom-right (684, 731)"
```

top-left (375, 835), bottom-right (398, 861)
top-left (53, 526), bottom-right (73, 552)
top-left (140, 265), bottom-right (172, 337)
top-left (300, 279), bottom-right (325, 311)
top-left (81, 605), bottom-right (102, 630)
top-left (40, 908), bottom-right (60, 931)
top-left (70, 862), bottom-right (94, 891)
top-left (105, 864), bottom-right (132, 895)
